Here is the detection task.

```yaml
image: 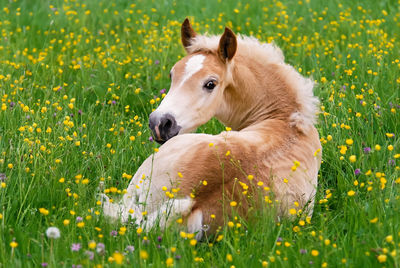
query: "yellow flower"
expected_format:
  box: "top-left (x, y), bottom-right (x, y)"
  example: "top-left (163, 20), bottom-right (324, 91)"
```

top-left (230, 201), bottom-right (237, 207)
top-left (311, 249), bottom-right (319, 256)
top-left (136, 227), bottom-right (143, 235)
top-left (39, 208), bottom-right (49, 216)
top-left (140, 250), bottom-right (148, 260)
top-left (88, 241), bottom-right (96, 249)
top-left (385, 235), bottom-right (393, 243)
top-left (63, 219), bottom-right (70, 226)
top-left (345, 139), bottom-right (353, 145)
top-left (347, 190), bottom-right (355, 197)
top-left (375, 144), bottom-right (381, 151)
top-left (190, 239), bottom-right (197, 246)
top-left (349, 155), bottom-right (356, 163)
top-left (10, 241), bottom-right (18, 248)
top-left (369, 217), bottom-right (378, 223)
top-left (77, 222), bottom-right (85, 228)
top-left (166, 257), bottom-right (173, 267)
top-left (226, 253), bottom-right (233, 262)
top-left (113, 252), bottom-right (124, 264)
top-left (377, 254), bottom-right (387, 263)
top-left (388, 145), bottom-right (394, 151)
top-left (289, 208), bottom-right (297, 215)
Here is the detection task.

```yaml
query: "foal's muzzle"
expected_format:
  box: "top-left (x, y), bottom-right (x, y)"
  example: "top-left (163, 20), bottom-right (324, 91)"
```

top-left (149, 113), bottom-right (181, 144)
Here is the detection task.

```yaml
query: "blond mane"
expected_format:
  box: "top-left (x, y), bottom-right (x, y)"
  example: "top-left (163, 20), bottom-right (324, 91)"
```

top-left (187, 34), bottom-right (319, 132)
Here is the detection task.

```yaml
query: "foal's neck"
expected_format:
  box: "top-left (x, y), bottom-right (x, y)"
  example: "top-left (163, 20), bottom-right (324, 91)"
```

top-left (219, 61), bottom-right (299, 131)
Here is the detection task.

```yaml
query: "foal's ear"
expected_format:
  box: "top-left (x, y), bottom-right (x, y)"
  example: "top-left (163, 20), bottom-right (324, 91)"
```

top-left (218, 27), bottom-right (237, 62)
top-left (181, 18), bottom-right (197, 52)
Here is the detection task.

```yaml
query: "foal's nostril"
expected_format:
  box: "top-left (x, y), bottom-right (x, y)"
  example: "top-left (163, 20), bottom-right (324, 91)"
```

top-left (162, 118), bottom-right (172, 130)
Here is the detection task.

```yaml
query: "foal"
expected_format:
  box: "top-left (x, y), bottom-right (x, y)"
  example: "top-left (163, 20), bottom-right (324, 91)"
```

top-left (103, 19), bottom-right (321, 240)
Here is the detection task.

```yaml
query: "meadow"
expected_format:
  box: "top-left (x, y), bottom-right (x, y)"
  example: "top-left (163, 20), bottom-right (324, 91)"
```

top-left (0, 0), bottom-right (399, 266)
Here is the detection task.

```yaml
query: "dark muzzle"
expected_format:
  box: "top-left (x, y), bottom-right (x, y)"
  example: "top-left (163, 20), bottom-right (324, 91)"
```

top-left (149, 113), bottom-right (181, 144)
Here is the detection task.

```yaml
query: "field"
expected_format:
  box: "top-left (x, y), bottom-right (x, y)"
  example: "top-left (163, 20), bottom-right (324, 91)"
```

top-left (0, 0), bottom-right (399, 266)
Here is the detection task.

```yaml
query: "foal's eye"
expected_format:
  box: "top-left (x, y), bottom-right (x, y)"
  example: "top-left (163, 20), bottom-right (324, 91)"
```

top-left (204, 80), bottom-right (216, 91)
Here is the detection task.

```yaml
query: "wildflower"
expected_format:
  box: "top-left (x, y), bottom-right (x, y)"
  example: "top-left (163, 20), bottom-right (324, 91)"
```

top-left (166, 257), bottom-right (174, 266)
top-left (88, 241), bottom-right (96, 249)
top-left (375, 145), bottom-right (381, 151)
top-left (377, 254), bottom-right (387, 263)
top-left (140, 250), bottom-right (149, 260)
top-left (0, 173), bottom-right (7, 182)
top-left (113, 252), bottom-right (124, 264)
top-left (230, 201), bottom-right (237, 207)
top-left (39, 208), bottom-right (49, 216)
top-left (71, 243), bottom-right (81, 252)
top-left (289, 208), bottom-right (297, 215)
top-left (347, 190), bottom-right (355, 196)
top-left (125, 245), bottom-right (135, 252)
top-left (311, 249), bottom-right (319, 256)
top-left (354, 169), bottom-right (361, 175)
top-left (41, 263), bottom-right (48, 267)
top-left (226, 253), bottom-right (233, 262)
top-left (349, 155), bottom-right (356, 163)
top-left (46, 227), bottom-right (61, 239)
top-left (370, 217), bottom-right (378, 223)
top-left (363, 147), bottom-right (371, 154)
top-left (96, 243), bottom-right (105, 255)
top-left (10, 241), bottom-right (18, 248)
top-left (385, 235), bottom-right (393, 243)
top-left (85, 251), bottom-right (94, 260)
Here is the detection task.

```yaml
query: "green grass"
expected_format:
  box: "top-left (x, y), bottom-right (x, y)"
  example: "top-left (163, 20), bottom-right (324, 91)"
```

top-left (0, 0), bottom-right (399, 266)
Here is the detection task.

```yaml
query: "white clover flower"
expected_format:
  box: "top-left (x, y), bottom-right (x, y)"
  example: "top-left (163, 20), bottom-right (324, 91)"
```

top-left (46, 227), bottom-right (61, 239)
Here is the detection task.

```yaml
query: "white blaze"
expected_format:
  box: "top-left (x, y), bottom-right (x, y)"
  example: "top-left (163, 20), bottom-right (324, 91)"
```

top-left (179, 54), bottom-right (205, 87)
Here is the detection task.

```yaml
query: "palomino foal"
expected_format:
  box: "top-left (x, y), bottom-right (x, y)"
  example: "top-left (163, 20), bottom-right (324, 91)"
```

top-left (103, 19), bottom-right (321, 240)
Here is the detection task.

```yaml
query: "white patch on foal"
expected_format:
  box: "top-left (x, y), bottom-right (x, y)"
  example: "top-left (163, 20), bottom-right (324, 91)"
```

top-left (187, 209), bottom-right (204, 240)
top-left (144, 197), bottom-right (194, 230)
top-left (179, 54), bottom-right (205, 87)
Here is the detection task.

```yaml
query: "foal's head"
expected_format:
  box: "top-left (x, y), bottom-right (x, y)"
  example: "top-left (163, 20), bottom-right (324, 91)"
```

top-left (149, 19), bottom-right (237, 144)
